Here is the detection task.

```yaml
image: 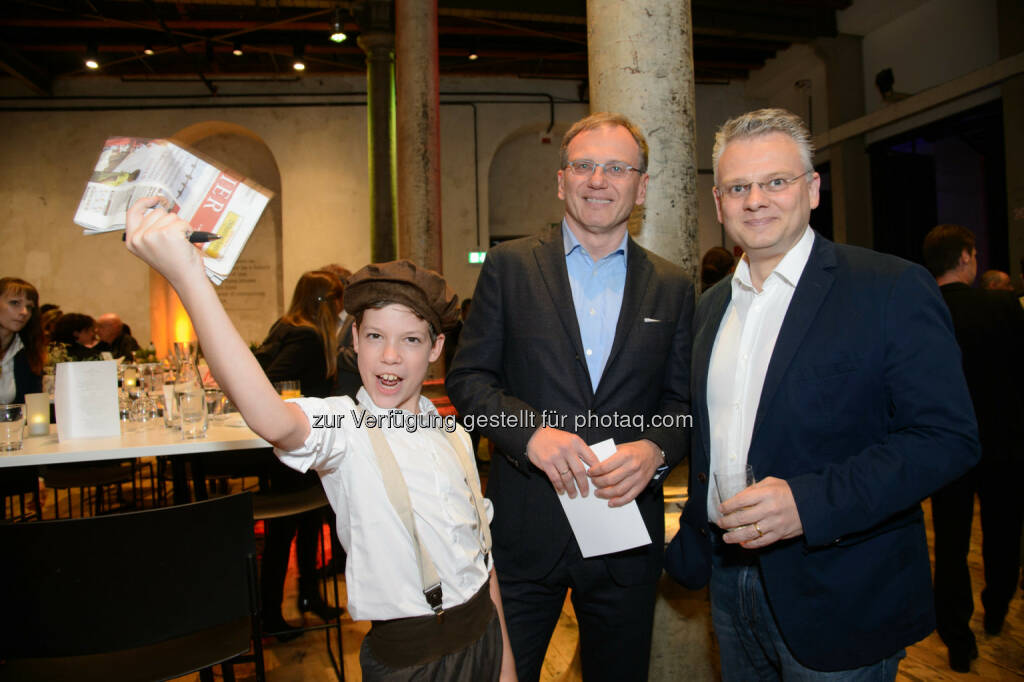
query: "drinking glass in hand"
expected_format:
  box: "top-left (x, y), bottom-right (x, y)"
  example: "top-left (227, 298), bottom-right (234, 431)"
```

top-left (713, 464), bottom-right (756, 531)
top-left (0, 404), bottom-right (25, 451)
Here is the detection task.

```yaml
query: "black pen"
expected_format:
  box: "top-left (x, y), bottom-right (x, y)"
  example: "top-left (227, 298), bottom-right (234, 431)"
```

top-left (121, 231), bottom-right (222, 243)
top-left (187, 231), bottom-right (222, 243)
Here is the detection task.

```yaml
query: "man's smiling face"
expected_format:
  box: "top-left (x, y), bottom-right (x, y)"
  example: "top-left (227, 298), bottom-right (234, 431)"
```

top-left (557, 124), bottom-right (649, 240)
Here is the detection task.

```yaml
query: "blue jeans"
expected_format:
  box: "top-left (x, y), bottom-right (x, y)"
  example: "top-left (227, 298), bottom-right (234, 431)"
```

top-left (709, 543), bottom-right (905, 681)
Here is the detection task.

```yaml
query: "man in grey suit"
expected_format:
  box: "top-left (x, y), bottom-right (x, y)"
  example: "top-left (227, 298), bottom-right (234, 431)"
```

top-left (447, 112), bottom-right (693, 682)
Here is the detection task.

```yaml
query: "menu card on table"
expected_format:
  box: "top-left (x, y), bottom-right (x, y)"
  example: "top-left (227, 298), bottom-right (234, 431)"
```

top-left (54, 361), bottom-right (121, 441)
top-left (73, 136), bottom-right (274, 284)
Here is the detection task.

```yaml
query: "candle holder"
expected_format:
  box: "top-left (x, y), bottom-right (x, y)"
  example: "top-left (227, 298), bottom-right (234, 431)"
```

top-left (24, 392), bottom-right (49, 436)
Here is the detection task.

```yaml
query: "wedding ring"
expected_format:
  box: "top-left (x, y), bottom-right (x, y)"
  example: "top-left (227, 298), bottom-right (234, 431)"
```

top-left (754, 522), bottom-right (764, 537)
top-left (557, 469), bottom-right (570, 475)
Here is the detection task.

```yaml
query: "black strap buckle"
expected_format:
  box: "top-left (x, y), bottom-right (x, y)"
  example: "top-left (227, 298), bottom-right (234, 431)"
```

top-left (424, 584), bottom-right (444, 620)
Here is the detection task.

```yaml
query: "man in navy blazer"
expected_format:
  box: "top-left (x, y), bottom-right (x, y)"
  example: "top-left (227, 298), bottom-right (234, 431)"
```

top-left (666, 108), bottom-right (979, 679)
top-left (448, 113), bottom-right (693, 682)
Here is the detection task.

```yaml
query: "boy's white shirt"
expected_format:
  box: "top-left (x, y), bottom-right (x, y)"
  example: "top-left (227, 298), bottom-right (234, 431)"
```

top-left (276, 387), bottom-right (493, 622)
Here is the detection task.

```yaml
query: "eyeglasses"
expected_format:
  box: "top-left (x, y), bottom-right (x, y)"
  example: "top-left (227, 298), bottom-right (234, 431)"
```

top-left (565, 160), bottom-right (643, 179)
top-left (716, 170), bottom-right (812, 199)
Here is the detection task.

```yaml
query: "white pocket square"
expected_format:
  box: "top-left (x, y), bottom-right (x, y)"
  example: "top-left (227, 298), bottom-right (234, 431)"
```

top-left (643, 317), bottom-right (661, 323)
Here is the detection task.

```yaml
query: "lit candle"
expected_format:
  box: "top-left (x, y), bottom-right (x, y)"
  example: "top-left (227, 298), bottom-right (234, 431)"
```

top-left (25, 392), bottom-right (50, 436)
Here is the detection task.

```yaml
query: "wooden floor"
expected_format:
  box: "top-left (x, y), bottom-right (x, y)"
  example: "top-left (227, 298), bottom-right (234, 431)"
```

top-left (16, 455), bottom-right (1024, 681)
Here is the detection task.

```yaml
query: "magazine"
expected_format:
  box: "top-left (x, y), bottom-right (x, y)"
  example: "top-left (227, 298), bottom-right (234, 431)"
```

top-left (74, 136), bottom-right (274, 284)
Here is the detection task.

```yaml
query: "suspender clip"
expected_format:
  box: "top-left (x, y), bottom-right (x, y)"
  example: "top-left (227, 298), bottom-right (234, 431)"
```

top-left (425, 583), bottom-right (445, 621)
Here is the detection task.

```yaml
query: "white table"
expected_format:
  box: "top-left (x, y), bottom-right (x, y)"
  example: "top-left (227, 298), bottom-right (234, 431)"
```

top-left (0, 420), bottom-right (271, 505)
top-left (0, 420), bottom-right (269, 468)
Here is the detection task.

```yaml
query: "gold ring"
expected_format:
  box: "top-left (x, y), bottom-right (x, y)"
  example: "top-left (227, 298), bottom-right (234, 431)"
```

top-left (557, 469), bottom-right (570, 475)
top-left (755, 522), bottom-right (764, 537)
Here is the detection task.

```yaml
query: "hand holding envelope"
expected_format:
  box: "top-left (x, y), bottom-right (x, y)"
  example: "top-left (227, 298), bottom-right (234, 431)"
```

top-left (557, 439), bottom-right (652, 557)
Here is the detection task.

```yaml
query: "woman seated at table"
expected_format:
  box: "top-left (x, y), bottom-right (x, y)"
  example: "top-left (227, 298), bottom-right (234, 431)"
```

top-left (256, 270), bottom-right (345, 638)
top-left (0, 277), bottom-right (44, 404)
top-left (51, 312), bottom-right (105, 361)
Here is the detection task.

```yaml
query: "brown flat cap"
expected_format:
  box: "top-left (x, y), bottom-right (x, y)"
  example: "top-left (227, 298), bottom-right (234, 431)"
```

top-left (344, 259), bottom-right (460, 333)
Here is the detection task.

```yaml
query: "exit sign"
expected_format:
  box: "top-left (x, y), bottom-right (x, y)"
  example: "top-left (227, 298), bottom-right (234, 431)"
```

top-left (468, 251), bottom-right (486, 264)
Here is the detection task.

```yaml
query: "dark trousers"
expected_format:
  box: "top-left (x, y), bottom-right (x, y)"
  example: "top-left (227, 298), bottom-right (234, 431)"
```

top-left (498, 542), bottom-right (658, 682)
top-left (932, 457), bottom-right (1024, 654)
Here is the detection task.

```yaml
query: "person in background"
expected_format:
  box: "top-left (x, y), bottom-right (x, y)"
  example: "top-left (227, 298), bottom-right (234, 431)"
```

top-left (318, 263), bottom-right (361, 400)
top-left (51, 312), bottom-right (104, 361)
top-left (442, 297), bottom-right (471, 372)
top-left (256, 270), bottom-right (346, 639)
top-left (317, 263), bottom-right (354, 336)
top-left (0, 277), bottom-right (44, 403)
top-left (979, 269), bottom-right (1013, 291)
top-left (40, 308), bottom-right (62, 346)
top-left (700, 246), bottom-right (736, 293)
top-left (922, 224), bottom-right (1024, 672)
top-left (95, 313), bottom-right (141, 360)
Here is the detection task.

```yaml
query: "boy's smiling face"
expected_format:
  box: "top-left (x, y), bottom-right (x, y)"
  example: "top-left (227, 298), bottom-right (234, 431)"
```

top-left (353, 303), bottom-right (444, 413)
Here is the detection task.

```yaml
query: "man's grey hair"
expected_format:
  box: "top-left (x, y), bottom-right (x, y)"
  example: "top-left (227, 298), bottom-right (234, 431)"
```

top-left (560, 112), bottom-right (649, 173)
top-left (712, 108), bottom-right (815, 184)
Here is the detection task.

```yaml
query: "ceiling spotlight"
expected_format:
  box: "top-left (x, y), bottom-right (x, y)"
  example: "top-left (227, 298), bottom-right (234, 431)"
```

top-left (232, 43), bottom-right (243, 57)
top-left (293, 45), bottom-right (306, 71)
top-left (143, 44), bottom-right (155, 56)
top-left (84, 43), bottom-right (99, 69)
top-left (468, 52), bottom-right (479, 61)
top-left (329, 7), bottom-right (347, 43)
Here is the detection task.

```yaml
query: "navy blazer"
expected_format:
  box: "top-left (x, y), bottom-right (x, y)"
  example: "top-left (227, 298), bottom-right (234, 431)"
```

top-left (448, 225), bottom-right (693, 585)
top-left (667, 233), bottom-right (979, 671)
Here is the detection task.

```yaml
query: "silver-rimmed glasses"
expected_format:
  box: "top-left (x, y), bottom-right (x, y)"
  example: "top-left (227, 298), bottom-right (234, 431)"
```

top-left (565, 160), bottom-right (643, 179)
top-left (716, 170), bottom-right (812, 199)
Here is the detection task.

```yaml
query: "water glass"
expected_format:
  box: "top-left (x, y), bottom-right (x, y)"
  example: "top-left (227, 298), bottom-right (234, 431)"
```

top-left (205, 388), bottom-right (227, 421)
top-left (130, 394), bottom-right (162, 430)
top-left (178, 390), bottom-right (208, 439)
top-left (274, 380), bottom-right (301, 400)
top-left (162, 384), bottom-right (178, 428)
top-left (0, 404), bottom-right (25, 451)
top-left (713, 464), bottom-right (756, 531)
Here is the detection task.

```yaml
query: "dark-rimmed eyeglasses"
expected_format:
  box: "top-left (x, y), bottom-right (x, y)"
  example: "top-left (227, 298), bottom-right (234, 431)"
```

top-left (565, 160), bottom-right (643, 179)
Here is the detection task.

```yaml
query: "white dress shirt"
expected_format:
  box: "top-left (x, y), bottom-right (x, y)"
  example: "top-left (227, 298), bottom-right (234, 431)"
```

top-left (0, 333), bottom-right (24, 404)
top-left (277, 387), bottom-right (493, 621)
top-left (706, 227), bottom-right (815, 523)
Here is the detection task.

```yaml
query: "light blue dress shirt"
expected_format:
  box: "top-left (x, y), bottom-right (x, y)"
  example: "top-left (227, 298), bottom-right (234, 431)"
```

top-left (563, 221), bottom-right (628, 392)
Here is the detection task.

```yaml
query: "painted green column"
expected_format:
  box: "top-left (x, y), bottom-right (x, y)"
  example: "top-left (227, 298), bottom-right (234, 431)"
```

top-left (358, 31), bottom-right (398, 263)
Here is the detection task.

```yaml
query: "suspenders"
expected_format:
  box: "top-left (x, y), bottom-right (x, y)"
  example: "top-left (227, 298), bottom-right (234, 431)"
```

top-left (360, 408), bottom-right (491, 617)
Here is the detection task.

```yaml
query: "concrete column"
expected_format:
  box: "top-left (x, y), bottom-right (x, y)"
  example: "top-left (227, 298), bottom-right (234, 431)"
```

top-left (395, 0), bottom-right (442, 272)
top-left (999, 0), bottom-right (1024, 285)
top-left (586, 0), bottom-right (699, 282)
top-left (358, 31), bottom-right (398, 263)
top-left (814, 34), bottom-right (872, 248)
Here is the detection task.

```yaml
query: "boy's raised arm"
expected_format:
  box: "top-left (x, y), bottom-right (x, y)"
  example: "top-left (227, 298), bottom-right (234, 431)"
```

top-left (125, 197), bottom-right (309, 450)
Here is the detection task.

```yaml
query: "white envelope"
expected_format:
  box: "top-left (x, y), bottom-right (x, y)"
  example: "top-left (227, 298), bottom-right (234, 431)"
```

top-left (557, 438), bottom-right (653, 558)
top-left (54, 361), bottom-right (121, 441)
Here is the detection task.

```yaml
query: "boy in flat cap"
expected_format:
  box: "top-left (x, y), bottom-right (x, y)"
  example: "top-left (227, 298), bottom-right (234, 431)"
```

top-left (124, 197), bottom-right (517, 681)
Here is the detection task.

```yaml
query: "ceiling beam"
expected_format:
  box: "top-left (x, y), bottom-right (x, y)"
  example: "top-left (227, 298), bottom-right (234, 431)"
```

top-left (0, 41), bottom-right (51, 95)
